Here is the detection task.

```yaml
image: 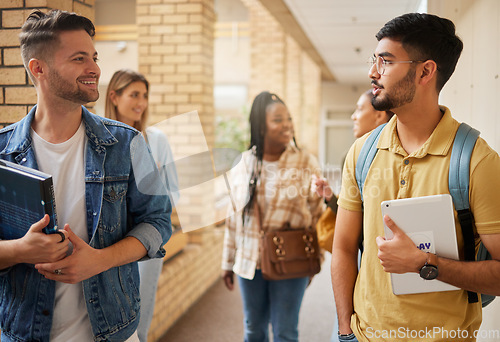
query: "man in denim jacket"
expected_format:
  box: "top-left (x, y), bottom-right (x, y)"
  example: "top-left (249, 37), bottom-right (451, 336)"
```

top-left (0, 10), bottom-right (171, 342)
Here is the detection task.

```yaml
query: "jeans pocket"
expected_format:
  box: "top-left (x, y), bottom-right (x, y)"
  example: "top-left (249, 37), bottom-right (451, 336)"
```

top-left (338, 333), bottom-right (359, 342)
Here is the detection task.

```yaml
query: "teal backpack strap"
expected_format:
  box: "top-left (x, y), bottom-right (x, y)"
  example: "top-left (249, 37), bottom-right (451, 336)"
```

top-left (449, 123), bottom-right (487, 305)
top-left (355, 123), bottom-right (386, 202)
top-left (449, 123), bottom-right (480, 211)
top-left (354, 123), bottom-right (386, 255)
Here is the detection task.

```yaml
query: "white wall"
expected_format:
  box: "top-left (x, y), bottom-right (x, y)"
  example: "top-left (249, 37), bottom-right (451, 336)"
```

top-left (321, 82), bottom-right (368, 113)
top-left (319, 82), bottom-right (367, 193)
top-left (429, 1), bottom-right (500, 340)
top-left (93, 41), bottom-right (139, 116)
top-left (431, 0), bottom-right (500, 152)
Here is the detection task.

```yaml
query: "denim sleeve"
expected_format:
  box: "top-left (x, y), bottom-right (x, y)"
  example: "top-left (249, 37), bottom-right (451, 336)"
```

top-left (126, 135), bottom-right (172, 259)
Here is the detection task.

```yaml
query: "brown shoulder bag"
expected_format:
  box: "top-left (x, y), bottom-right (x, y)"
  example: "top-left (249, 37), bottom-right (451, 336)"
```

top-left (256, 203), bottom-right (321, 281)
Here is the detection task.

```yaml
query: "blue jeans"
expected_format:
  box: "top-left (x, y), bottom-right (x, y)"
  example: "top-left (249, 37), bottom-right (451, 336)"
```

top-left (330, 308), bottom-right (359, 342)
top-left (137, 258), bottom-right (163, 342)
top-left (237, 270), bottom-right (309, 342)
top-left (336, 333), bottom-right (359, 342)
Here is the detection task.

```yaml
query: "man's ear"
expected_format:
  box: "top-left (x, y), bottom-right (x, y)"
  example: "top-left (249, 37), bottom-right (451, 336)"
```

top-left (418, 60), bottom-right (438, 86)
top-left (28, 58), bottom-right (44, 81)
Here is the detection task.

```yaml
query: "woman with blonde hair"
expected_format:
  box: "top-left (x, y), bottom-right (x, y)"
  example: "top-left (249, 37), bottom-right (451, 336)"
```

top-left (105, 69), bottom-right (177, 342)
top-left (105, 69), bottom-right (150, 133)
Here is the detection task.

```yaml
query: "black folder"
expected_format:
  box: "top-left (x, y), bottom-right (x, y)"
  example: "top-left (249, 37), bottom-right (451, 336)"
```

top-left (0, 159), bottom-right (58, 239)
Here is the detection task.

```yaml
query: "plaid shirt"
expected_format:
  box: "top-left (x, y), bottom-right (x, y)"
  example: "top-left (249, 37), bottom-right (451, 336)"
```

top-left (222, 144), bottom-right (325, 279)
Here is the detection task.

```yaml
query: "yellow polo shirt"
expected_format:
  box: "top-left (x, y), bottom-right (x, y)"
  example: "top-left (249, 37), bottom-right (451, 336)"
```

top-left (338, 107), bottom-right (500, 342)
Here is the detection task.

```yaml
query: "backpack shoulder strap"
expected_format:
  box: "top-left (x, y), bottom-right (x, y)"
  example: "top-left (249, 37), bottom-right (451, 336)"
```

top-left (355, 123), bottom-right (386, 202)
top-left (448, 122), bottom-right (481, 304)
top-left (449, 123), bottom-right (480, 211)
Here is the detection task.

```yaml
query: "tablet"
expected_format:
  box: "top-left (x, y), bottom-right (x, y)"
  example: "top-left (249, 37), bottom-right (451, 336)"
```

top-left (381, 194), bottom-right (460, 295)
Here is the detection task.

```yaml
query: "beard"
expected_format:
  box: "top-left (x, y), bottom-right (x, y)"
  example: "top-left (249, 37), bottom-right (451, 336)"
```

top-left (371, 67), bottom-right (416, 111)
top-left (48, 68), bottom-right (99, 104)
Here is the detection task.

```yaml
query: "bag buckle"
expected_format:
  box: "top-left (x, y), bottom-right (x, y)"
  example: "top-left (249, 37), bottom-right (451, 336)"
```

top-left (275, 248), bottom-right (286, 258)
top-left (305, 245), bottom-right (315, 254)
top-left (303, 233), bottom-right (313, 243)
top-left (273, 236), bottom-right (284, 246)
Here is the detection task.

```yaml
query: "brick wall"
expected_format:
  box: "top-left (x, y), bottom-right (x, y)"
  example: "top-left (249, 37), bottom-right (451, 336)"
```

top-left (136, 0), bottom-right (216, 233)
top-left (301, 53), bottom-right (321, 155)
top-left (285, 35), bottom-right (303, 145)
top-left (242, 0), bottom-right (286, 100)
top-left (0, 0), bottom-right (94, 128)
top-left (0, 4), bottom-right (34, 128)
top-left (149, 228), bottom-right (224, 341)
top-left (136, 0), bottom-right (217, 236)
top-left (240, 0), bottom-right (322, 155)
top-left (136, 0), bottom-right (214, 127)
top-left (136, 1), bottom-right (222, 340)
top-left (136, 0), bottom-right (217, 233)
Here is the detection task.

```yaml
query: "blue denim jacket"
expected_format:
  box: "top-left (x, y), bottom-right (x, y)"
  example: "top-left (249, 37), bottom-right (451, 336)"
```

top-left (0, 106), bottom-right (172, 342)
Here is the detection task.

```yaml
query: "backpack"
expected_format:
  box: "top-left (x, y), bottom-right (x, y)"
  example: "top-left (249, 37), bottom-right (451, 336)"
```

top-left (355, 122), bottom-right (494, 307)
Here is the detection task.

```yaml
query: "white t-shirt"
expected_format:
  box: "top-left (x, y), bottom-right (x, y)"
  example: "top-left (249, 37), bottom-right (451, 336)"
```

top-left (32, 122), bottom-right (93, 341)
top-left (32, 122), bottom-right (141, 342)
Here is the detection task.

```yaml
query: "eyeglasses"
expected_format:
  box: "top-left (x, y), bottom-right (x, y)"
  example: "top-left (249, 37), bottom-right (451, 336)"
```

top-left (368, 55), bottom-right (424, 75)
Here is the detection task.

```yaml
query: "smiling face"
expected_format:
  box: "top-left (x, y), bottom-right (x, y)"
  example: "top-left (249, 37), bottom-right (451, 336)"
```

top-left (264, 102), bottom-right (293, 151)
top-left (111, 81), bottom-right (148, 127)
top-left (45, 29), bottom-right (100, 104)
top-left (369, 38), bottom-right (417, 112)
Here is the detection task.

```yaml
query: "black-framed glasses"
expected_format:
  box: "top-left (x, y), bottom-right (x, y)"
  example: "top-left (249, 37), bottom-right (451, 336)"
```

top-left (368, 55), bottom-right (424, 75)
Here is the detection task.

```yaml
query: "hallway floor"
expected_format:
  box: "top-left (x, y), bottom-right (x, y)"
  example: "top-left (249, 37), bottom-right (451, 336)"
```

top-left (158, 252), bottom-right (500, 342)
top-left (159, 253), bottom-right (336, 342)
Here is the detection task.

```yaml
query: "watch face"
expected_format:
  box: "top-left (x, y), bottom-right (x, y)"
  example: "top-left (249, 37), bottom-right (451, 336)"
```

top-left (420, 265), bottom-right (439, 280)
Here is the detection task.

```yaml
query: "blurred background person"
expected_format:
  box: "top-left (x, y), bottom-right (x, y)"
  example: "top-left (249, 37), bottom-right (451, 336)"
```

top-left (105, 69), bottom-right (178, 342)
top-left (315, 89), bottom-right (394, 208)
top-left (351, 89), bottom-right (394, 138)
top-left (221, 91), bottom-right (324, 342)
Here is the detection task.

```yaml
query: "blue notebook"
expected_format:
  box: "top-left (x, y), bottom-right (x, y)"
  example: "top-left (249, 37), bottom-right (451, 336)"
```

top-left (0, 159), bottom-right (58, 238)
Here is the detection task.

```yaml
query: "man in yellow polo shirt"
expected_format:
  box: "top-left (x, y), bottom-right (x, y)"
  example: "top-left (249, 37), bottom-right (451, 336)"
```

top-left (332, 13), bottom-right (500, 342)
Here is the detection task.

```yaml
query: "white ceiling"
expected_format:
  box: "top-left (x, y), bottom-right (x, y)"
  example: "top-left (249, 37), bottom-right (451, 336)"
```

top-left (283, 0), bottom-right (426, 85)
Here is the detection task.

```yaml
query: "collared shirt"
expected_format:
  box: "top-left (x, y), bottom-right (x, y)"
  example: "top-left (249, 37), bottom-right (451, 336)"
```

top-left (339, 107), bottom-right (500, 341)
top-left (222, 144), bottom-right (325, 279)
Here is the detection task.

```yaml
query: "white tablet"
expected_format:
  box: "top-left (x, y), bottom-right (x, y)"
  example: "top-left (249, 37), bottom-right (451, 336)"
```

top-left (381, 194), bottom-right (460, 295)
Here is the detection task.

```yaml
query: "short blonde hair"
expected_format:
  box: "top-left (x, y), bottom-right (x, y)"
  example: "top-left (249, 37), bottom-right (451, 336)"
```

top-left (105, 69), bottom-right (149, 133)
